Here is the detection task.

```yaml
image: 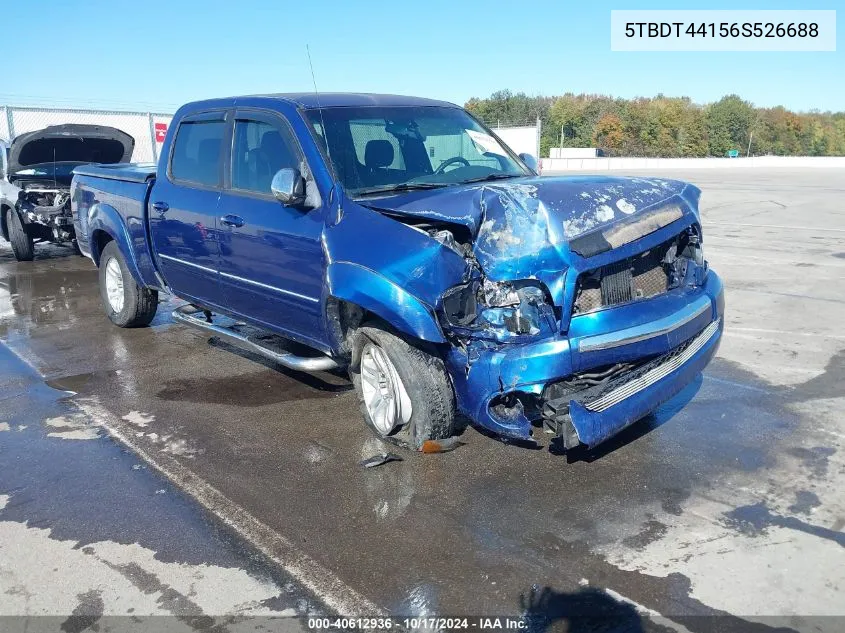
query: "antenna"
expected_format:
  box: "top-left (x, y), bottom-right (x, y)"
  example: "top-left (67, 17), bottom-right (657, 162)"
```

top-left (306, 45), bottom-right (333, 169)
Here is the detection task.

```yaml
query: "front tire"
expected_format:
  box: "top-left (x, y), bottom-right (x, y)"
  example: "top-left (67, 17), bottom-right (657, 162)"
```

top-left (5, 209), bottom-right (34, 261)
top-left (98, 241), bottom-right (158, 327)
top-left (351, 324), bottom-right (456, 450)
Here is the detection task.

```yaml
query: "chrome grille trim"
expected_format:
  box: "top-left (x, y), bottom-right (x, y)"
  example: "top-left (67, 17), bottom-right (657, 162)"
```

top-left (584, 318), bottom-right (721, 413)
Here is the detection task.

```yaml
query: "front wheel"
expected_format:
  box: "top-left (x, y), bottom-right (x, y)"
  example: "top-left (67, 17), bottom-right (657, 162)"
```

top-left (5, 209), bottom-right (34, 261)
top-left (351, 324), bottom-right (456, 450)
top-left (98, 241), bottom-right (158, 327)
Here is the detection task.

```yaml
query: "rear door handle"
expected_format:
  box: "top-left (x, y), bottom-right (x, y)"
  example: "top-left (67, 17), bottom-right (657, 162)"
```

top-left (152, 201), bottom-right (169, 214)
top-left (220, 214), bottom-right (245, 228)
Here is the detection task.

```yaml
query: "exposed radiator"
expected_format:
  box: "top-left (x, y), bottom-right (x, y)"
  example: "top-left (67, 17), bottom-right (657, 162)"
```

top-left (573, 237), bottom-right (673, 315)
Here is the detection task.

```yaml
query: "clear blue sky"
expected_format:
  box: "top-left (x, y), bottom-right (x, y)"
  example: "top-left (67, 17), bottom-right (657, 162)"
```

top-left (3, 0), bottom-right (843, 113)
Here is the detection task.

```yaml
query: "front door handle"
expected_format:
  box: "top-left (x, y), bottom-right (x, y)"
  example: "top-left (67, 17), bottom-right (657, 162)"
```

top-left (220, 214), bottom-right (245, 228)
top-left (152, 201), bottom-right (169, 215)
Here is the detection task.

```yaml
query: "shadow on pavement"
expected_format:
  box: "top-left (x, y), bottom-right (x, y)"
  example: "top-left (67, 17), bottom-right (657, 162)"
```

top-left (521, 585), bottom-right (646, 633)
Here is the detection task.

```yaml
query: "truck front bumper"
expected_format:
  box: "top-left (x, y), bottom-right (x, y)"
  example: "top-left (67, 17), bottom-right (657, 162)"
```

top-left (445, 271), bottom-right (724, 449)
top-left (544, 316), bottom-right (721, 448)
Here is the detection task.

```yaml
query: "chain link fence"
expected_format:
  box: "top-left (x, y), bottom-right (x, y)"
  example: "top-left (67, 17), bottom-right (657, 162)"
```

top-left (1, 105), bottom-right (173, 163)
top-left (487, 119), bottom-right (541, 161)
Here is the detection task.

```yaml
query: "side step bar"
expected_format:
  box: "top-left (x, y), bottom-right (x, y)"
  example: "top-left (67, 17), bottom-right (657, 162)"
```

top-left (172, 304), bottom-right (341, 372)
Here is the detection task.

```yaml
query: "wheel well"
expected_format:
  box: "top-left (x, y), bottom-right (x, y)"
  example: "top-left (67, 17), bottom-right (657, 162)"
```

top-left (326, 297), bottom-right (371, 363)
top-left (91, 229), bottom-right (113, 266)
top-left (327, 298), bottom-right (448, 371)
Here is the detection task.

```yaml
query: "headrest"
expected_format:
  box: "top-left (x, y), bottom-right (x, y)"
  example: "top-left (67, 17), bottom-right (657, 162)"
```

top-left (364, 139), bottom-right (394, 168)
top-left (260, 130), bottom-right (285, 157)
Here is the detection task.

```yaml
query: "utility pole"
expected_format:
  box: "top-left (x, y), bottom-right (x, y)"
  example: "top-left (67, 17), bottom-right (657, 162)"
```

top-left (746, 113), bottom-right (759, 158)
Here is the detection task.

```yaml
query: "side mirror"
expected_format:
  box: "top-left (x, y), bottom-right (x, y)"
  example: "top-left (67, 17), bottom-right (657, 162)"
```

top-left (518, 153), bottom-right (539, 173)
top-left (270, 168), bottom-right (306, 206)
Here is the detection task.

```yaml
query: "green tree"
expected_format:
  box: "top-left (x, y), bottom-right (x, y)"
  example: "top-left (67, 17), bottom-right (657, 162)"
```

top-left (465, 90), bottom-right (845, 157)
top-left (705, 94), bottom-right (755, 156)
top-left (593, 113), bottom-right (624, 153)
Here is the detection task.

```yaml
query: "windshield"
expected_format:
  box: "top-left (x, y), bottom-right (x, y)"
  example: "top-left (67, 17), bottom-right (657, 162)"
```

top-left (304, 106), bottom-right (531, 197)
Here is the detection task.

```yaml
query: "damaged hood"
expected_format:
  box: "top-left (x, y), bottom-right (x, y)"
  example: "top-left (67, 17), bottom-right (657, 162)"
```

top-left (365, 175), bottom-right (700, 280)
top-left (8, 124), bottom-right (134, 182)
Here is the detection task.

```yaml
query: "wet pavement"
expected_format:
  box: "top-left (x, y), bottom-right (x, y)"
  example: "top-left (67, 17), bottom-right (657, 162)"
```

top-left (0, 251), bottom-right (321, 629)
top-left (1, 169), bottom-right (844, 631)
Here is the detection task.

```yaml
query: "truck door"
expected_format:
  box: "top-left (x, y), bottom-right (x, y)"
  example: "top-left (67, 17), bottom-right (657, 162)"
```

top-left (148, 111), bottom-right (226, 306)
top-left (215, 109), bottom-right (325, 346)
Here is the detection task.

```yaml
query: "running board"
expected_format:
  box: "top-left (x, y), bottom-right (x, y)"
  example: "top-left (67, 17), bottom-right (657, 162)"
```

top-left (172, 304), bottom-right (341, 372)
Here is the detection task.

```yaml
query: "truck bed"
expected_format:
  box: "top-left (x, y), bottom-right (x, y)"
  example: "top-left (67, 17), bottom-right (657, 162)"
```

top-left (71, 163), bottom-right (160, 288)
top-left (73, 162), bottom-right (157, 183)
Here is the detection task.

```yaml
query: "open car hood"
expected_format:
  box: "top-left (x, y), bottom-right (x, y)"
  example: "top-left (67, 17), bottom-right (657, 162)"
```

top-left (8, 124), bottom-right (134, 180)
top-left (363, 175), bottom-right (701, 280)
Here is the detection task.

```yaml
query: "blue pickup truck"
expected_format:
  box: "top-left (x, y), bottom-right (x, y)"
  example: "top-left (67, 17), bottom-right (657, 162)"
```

top-left (71, 93), bottom-right (724, 452)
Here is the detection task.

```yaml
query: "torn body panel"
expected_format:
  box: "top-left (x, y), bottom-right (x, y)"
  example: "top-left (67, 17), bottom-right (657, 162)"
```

top-left (362, 174), bottom-right (700, 280)
top-left (325, 175), bottom-right (720, 449)
top-left (445, 272), bottom-right (723, 445)
top-left (322, 196), bottom-right (473, 349)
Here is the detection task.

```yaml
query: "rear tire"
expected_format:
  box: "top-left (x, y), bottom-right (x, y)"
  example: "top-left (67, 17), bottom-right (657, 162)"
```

top-left (98, 241), bottom-right (158, 327)
top-left (5, 209), bottom-right (34, 262)
top-left (351, 323), bottom-right (456, 450)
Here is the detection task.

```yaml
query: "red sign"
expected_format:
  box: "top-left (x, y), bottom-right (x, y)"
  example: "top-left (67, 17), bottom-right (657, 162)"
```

top-left (154, 122), bottom-right (168, 143)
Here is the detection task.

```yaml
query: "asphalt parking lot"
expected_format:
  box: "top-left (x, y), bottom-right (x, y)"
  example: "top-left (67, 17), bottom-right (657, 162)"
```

top-left (2, 168), bottom-right (844, 631)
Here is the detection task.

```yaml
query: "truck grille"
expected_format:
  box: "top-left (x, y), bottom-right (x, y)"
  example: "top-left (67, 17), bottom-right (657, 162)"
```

top-left (572, 238), bottom-right (672, 315)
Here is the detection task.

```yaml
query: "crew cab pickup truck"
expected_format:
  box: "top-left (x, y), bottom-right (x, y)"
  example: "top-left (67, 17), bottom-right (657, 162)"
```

top-left (71, 93), bottom-right (724, 452)
top-left (2, 125), bottom-right (134, 260)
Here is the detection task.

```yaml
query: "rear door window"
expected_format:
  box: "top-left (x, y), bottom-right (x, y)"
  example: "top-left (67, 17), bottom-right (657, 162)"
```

top-left (169, 118), bottom-right (226, 187)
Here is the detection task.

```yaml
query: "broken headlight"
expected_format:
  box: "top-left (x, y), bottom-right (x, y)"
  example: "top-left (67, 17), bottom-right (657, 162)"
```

top-left (677, 230), bottom-right (708, 285)
top-left (441, 279), bottom-right (557, 339)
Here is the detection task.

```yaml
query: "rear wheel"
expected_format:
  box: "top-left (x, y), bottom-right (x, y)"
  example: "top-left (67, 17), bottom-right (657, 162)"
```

top-left (5, 209), bottom-right (34, 262)
top-left (351, 324), bottom-right (456, 450)
top-left (98, 241), bottom-right (158, 327)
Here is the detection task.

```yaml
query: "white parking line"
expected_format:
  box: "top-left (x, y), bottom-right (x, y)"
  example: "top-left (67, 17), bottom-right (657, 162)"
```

top-left (708, 222), bottom-right (845, 233)
top-left (727, 327), bottom-right (845, 341)
top-left (581, 580), bottom-right (695, 633)
top-left (71, 395), bottom-right (386, 617)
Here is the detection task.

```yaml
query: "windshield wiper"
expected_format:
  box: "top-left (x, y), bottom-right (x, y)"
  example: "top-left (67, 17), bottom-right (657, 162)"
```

top-left (354, 182), bottom-right (449, 197)
top-left (460, 173), bottom-right (522, 184)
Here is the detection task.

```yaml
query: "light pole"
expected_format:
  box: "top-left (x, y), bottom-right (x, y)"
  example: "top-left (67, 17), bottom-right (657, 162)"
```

top-left (746, 113), bottom-right (759, 158)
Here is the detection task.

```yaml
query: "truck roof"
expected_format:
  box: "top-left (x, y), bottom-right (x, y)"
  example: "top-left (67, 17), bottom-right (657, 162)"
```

top-left (253, 93), bottom-right (459, 109)
top-left (186, 93), bottom-right (460, 110)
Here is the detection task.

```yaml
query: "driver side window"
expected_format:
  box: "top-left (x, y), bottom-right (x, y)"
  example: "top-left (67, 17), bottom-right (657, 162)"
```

top-left (231, 119), bottom-right (299, 195)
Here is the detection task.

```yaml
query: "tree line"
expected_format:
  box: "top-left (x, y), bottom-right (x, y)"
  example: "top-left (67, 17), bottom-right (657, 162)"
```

top-left (465, 90), bottom-right (845, 158)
